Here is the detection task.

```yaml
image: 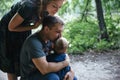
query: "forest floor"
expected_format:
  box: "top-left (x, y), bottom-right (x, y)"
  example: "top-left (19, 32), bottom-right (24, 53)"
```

top-left (70, 49), bottom-right (120, 80)
top-left (0, 50), bottom-right (120, 80)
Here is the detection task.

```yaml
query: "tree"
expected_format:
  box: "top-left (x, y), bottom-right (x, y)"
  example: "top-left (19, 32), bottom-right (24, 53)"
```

top-left (95, 0), bottom-right (109, 41)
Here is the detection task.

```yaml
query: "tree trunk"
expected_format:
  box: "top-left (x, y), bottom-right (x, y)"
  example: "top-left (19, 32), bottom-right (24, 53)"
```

top-left (95, 0), bottom-right (109, 41)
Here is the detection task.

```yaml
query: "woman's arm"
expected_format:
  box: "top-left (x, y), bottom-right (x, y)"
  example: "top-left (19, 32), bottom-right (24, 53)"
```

top-left (8, 13), bottom-right (41, 32)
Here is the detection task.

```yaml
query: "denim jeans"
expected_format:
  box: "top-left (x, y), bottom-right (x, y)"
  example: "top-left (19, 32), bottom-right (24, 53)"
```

top-left (21, 71), bottom-right (77, 80)
top-left (21, 72), bottom-right (59, 80)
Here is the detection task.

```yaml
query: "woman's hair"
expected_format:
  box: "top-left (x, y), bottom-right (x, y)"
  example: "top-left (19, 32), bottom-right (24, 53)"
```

top-left (42, 0), bottom-right (65, 8)
top-left (39, 0), bottom-right (65, 20)
top-left (38, 0), bottom-right (52, 20)
top-left (20, 0), bottom-right (65, 20)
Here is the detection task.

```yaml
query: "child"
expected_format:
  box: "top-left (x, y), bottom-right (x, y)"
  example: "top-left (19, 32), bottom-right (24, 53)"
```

top-left (47, 37), bottom-right (77, 80)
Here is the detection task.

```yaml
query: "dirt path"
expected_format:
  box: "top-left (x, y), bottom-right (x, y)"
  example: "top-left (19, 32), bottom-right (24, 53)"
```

top-left (70, 50), bottom-right (120, 80)
top-left (0, 50), bottom-right (120, 80)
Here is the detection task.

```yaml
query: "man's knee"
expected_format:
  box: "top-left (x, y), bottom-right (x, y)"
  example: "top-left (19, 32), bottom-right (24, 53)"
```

top-left (73, 76), bottom-right (78, 80)
top-left (44, 73), bottom-right (60, 80)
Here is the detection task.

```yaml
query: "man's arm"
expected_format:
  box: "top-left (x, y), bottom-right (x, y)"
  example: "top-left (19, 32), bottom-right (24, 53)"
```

top-left (32, 56), bottom-right (69, 75)
top-left (64, 54), bottom-right (75, 80)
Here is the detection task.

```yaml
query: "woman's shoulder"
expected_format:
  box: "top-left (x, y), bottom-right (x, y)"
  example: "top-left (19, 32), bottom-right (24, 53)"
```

top-left (10, 1), bottom-right (37, 13)
top-left (20, 0), bottom-right (39, 8)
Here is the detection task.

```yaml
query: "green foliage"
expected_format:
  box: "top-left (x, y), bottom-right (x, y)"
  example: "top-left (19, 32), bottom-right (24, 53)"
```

top-left (105, 14), bottom-right (120, 49)
top-left (102, 0), bottom-right (120, 11)
top-left (59, 0), bottom-right (120, 54)
top-left (93, 39), bottom-right (112, 51)
top-left (0, 0), bottom-right (13, 17)
top-left (58, 1), bottom-right (69, 15)
top-left (63, 19), bottom-right (99, 53)
top-left (63, 14), bottom-right (120, 54)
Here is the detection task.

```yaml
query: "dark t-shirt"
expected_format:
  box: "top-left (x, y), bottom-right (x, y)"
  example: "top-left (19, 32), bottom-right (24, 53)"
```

top-left (0, 0), bottom-right (40, 55)
top-left (0, 0), bottom-right (39, 27)
top-left (20, 33), bottom-right (50, 78)
top-left (0, 0), bottom-right (40, 58)
top-left (0, 0), bottom-right (39, 44)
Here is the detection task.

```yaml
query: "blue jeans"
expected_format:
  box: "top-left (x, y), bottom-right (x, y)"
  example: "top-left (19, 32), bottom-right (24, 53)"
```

top-left (20, 54), bottom-right (77, 80)
top-left (47, 54), bottom-right (70, 80)
top-left (21, 71), bottom-right (77, 80)
top-left (29, 72), bottom-right (60, 80)
top-left (46, 54), bottom-right (77, 80)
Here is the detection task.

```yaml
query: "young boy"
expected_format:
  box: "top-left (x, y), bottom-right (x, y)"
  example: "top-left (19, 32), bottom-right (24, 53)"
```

top-left (47, 37), bottom-right (77, 80)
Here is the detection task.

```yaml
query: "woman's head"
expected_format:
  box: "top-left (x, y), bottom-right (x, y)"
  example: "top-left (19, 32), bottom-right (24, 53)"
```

top-left (46, 0), bottom-right (65, 15)
top-left (41, 0), bottom-right (65, 16)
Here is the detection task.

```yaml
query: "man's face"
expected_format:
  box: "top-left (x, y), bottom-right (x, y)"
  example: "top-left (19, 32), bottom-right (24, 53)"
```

top-left (47, 23), bottom-right (64, 41)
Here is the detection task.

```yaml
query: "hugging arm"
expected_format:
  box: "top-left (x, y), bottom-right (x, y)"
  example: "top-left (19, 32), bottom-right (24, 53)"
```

top-left (32, 56), bottom-right (69, 75)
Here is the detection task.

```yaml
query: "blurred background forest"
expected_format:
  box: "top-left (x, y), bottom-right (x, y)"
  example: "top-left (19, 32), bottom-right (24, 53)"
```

top-left (0, 0), bottom-right (120, 54)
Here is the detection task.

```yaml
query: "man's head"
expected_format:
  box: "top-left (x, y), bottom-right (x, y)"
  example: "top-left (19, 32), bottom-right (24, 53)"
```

top-left (54, 37), bottom-right (69, 53)
top-left (41, 15), bottom-right (64, 41)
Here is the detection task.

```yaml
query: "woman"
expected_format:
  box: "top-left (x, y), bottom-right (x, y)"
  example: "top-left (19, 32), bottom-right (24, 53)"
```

top-left (0, 0), bottom-right (65, 80)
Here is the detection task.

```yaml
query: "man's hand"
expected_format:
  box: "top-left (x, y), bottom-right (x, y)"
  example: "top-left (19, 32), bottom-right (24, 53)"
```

top-left (65, 54), bottom-right (70, 62)
top-left (64, 69), bottom-right (75, 80)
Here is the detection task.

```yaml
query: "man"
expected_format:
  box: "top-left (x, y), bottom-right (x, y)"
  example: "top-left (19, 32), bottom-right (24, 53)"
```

top-left (20, 15), bottom-right (74, 80)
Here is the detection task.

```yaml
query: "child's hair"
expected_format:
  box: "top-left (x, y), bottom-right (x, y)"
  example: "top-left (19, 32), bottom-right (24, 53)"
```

top-left (54, 37), bottom-right (69, 51)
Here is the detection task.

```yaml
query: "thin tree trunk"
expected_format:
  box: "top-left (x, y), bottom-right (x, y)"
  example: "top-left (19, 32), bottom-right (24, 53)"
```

top-left (95, 0), bottom-right (109, 41)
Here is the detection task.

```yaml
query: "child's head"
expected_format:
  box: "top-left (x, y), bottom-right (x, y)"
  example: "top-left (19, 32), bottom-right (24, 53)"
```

top-left (54, 37), bottom-right (69, 53)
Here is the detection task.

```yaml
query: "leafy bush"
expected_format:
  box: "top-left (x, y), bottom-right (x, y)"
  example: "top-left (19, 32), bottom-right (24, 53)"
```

top-left (63, 17), bottom-right (120, 54)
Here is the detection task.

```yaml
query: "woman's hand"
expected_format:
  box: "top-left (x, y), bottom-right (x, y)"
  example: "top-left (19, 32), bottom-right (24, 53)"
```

top-left (33, 20), bottom-right (41, 29)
